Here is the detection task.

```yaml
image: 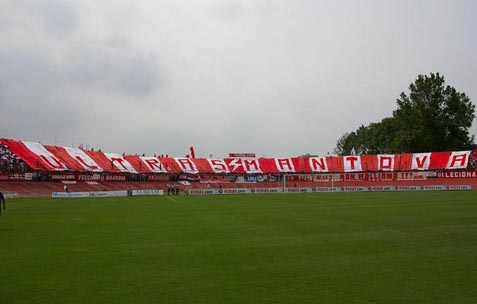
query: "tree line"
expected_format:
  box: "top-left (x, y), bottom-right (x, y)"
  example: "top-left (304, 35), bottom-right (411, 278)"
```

top-left (334, 73), bottom-right (476, 155)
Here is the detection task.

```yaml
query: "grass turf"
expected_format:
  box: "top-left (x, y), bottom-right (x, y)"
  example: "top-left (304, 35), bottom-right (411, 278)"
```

top-left (1, 191), bottom-right (476, 303)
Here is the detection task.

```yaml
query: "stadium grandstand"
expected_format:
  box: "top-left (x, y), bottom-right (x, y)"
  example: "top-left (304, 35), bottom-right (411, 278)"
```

top-left (1, 138), bottom-right (477, 197)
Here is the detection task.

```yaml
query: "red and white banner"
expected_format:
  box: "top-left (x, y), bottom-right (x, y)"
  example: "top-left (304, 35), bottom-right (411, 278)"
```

top-left (437, 171), bottom-right (477, 178)
top-left (309, 157), bottom-right (329, 173)
top-left (411, 153), bottom-right (431, 171)
top-left (139, 157), bottom-right (167, 173)
top-left (104, 153), bottom-right (137, 174)
top-left (23, 141), bottom-right (69, 171)
top-left (275, 158), bottom-right (296, 173)
top-left (1, 138), bottom-right (474, 175)
top-left (174, 158), bottom-right (199, 174)
top-left (343, 156), bottom-right (362, 172)
top-left (225, 158), bottom-right (263, 174)
top-left (446, 151), bottom-right (471, 170)
top-left (207, 159), bottom-right (230, 174)
top-left (64, 147), bottom-right (103, 172)
top-left (378, 155), bottom-right (395, 171)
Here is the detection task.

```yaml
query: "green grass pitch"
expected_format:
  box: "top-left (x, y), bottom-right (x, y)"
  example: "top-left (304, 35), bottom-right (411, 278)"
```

top-left (1, 191), bottom-right (476, 303)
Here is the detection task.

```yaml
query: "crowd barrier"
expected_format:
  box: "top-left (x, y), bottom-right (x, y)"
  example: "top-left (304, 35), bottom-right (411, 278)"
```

top-left (184, 185), bottom-right (472, 196)
top-left (50, 185), bottom-right (471, 198)
top-left (52, 189), bottom-right (164, 198)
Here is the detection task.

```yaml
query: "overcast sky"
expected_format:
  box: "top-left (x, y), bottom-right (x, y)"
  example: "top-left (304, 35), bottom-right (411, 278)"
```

top-left (1, 0), bottom-right (476, 158)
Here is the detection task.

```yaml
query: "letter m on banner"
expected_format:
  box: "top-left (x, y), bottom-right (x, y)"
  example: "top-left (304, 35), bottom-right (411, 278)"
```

top-left (243, 159), bottom-right (262, 174)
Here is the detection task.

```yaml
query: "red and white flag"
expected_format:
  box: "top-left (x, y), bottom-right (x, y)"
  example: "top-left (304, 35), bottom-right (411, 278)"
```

top-left (65, 147), bottom-right (103, 172)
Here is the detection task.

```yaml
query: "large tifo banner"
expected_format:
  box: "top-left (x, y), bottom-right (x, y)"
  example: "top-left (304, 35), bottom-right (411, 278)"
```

top-left (1, 138), bottom-right (473, 174)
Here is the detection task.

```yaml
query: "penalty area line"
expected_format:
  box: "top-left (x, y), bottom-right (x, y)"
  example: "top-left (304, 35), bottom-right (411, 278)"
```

top-left (166, 196), bottom-right (181, 202)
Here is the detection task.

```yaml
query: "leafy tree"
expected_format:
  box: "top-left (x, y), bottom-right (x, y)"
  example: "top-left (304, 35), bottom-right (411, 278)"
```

top-left (393, 73), bottom-right (475, 152)
top-left (334, 132), bottom-right (353, 155)
top-left (333, 125), bottom-right (372, 155)
top-left (334, 73), bottom-right (475, 155)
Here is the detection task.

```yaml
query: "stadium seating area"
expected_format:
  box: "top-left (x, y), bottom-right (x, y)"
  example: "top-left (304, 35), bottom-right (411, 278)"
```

top-left (0, 139), bottom-right (476, 197)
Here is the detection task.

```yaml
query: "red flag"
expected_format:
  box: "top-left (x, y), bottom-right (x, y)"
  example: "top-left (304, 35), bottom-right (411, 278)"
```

top-left (190, 146), bottom-right (196, 159)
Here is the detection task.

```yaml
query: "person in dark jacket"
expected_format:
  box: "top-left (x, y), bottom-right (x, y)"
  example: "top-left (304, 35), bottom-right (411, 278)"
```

top-left (0, 191), bottom-right (5, 216)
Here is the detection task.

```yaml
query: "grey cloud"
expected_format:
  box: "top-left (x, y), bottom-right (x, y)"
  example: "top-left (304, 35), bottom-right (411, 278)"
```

top-left (0, 49), bottom-right (57, 93)
top-left (0, 0), bottom-right (78, 36)
top-left (66, 48), bottom-right (160, 98)
top-left (210, 2), bottom-right (248, 20)
top-left (40, 0), bottom-right (78, 36)
top-left (0, 10), bottom-right (13, 29)
top-left (0, 43), bottom-right (160, 148)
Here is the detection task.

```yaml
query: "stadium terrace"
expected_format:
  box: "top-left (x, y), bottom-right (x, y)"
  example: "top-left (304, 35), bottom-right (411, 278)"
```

top-left (1, 138), bottom-right (477, 176)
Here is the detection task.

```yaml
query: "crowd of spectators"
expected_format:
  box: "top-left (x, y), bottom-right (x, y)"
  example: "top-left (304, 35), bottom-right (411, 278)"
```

top-left (0, 144), bottom-right (28, 172)
top-left (468, 150), bottom-right (477, 170)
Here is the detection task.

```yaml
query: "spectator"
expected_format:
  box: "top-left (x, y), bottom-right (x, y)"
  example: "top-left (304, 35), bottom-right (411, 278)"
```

top-left (468, 150), bottom-right (477, 170)
top-left (0, 191), bottom-right (5, 215)
top-left (0, 143), bottom-right (28, 172)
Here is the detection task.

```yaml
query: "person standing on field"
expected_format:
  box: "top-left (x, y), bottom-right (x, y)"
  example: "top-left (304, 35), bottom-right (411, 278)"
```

top-left (0, 191), bottom-right (6, 216)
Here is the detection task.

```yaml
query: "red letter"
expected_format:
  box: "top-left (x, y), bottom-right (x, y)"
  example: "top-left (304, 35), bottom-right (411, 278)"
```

top-left (310, 157), bottom-right (328, 172)
top-left (415, 156), bottom-right (427, 168)
top-left (111, 158), bottom-right (128, 170)
top-left (276, 158), bottom-right (294, 172)
top-left (243, 159), bottom-right (261, 173)
top-left (209, 159), bottom-right (229, 173)
top-left (449, 154), bottom-right (467, 168)
top-left (75, 156), bottom-right (100, 170)
top-left (176, 158), bottom-right (198, 173)
top-left (144, 158), bottom-right (163, 170)
top-left (346, 156), bottom-right (358, 170)
top-left (40, 155), bottom-right (67, 170)
top-left (380, 157), bottom-right (392, 170)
